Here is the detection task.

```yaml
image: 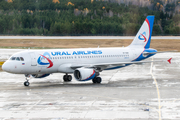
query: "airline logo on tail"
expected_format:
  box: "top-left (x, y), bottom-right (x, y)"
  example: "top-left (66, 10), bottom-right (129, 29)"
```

top-left (37, 52), bottom-right (53, 68)
top-left (129, 17), bottom-right (153, 49)
top-left (138, 32), bottom-right (147, 42)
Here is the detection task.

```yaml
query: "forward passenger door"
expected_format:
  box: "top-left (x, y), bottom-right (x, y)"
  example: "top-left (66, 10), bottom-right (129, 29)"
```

top-left (29, 52), bottom-right (37, 66)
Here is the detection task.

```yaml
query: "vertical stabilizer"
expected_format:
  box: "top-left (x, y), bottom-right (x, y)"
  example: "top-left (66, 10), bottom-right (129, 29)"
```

top-left (129, 16), bottom-right (155, 48)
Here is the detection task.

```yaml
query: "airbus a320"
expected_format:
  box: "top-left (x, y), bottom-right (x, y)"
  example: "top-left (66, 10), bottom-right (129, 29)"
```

top-left (2, 16), bottom-right (171, 86)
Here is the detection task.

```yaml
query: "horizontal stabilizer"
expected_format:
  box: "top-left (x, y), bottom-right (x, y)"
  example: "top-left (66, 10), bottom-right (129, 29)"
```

top-left (143, 50), bottom-right (178, 56)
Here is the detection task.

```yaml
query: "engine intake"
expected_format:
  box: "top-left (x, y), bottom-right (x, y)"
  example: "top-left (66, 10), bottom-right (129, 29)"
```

top-left (74, 68), bottom-right (96, 81)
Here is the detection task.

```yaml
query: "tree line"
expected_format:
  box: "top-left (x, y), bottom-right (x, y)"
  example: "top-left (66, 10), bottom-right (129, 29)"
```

top-left (0, 0), bottom-right (179, 35)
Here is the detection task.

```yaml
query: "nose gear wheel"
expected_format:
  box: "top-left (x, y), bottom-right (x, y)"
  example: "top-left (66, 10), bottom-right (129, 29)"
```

top-left (24, 75), bottom-right (30, 86)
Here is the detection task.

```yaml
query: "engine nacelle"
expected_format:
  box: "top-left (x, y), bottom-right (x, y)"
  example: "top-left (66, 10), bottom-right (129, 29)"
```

top-left (31, 74), bottom-right (50, 78)
top-left (74, 68), bottom-right (96, 81)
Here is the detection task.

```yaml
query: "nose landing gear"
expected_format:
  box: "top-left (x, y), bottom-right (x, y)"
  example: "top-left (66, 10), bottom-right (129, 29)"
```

top-left (24, 74), bottom-right (30, 86)
top-left (24, 80), bottom-right (30, 86)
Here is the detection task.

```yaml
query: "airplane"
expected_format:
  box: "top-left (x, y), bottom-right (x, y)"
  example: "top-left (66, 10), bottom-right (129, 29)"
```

top-left (2, 15), bottom-right (172, 86)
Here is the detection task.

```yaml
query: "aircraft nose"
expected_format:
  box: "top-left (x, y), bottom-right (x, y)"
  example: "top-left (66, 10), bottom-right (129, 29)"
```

top-left (2, 62), bottom-right (10, 72)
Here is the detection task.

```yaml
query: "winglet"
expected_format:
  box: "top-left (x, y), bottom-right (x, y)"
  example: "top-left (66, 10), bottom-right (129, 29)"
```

top-left (167, 58), bottom-right (172, 64)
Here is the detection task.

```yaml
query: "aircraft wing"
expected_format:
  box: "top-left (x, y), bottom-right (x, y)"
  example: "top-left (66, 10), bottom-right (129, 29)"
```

top-left (70, 58), bottom-right (172, 70)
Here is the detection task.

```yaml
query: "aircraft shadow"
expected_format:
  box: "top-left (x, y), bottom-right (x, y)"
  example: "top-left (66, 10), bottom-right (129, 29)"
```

top-left (22, 81), bottom-right (108, 89)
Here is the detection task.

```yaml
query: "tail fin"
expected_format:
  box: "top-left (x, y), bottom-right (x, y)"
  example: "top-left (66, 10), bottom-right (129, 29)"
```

top-left (129, 16), bottom-right (155, 49)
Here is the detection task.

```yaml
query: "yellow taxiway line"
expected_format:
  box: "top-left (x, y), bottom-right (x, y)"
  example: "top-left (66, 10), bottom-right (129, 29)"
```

top-left (150, 57), bottom-right (162, 120)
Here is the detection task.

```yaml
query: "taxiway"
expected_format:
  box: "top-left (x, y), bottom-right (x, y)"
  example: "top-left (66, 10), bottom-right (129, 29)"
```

top-left (0, 49), bottom-right (180, 120)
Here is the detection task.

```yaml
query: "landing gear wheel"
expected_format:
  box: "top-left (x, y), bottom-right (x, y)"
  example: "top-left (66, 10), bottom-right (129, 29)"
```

top-left (24, 74), bottom-right (31, 86)
top-left (92, 78), bottom-right (97, 83)
top-left (96, 77), bottom-right (102, 83)
top-left (92, 77), bottom-right (102, 84)
top-left (63, 74), bottom-right (72, 82)
top-left (24, 81), bottom-right (30, 86)
top-left (63, 75), bottom-right (68, 81)
top-left (67, 75), bottom-right (72, 81)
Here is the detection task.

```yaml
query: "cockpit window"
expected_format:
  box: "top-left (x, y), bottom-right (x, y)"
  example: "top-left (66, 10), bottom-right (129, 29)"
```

top-left (10, 57), bottom-right (24, 61)
top-left (16, 57), bottom-right (20, 61)
top-left (20, 57), bottom-right (24, 61)
top-left (10, 57), bottom-right (16, 60)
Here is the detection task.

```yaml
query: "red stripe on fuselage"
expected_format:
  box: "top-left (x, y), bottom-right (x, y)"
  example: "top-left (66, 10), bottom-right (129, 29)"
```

top-left (40, 54), bottom-right (53, 68)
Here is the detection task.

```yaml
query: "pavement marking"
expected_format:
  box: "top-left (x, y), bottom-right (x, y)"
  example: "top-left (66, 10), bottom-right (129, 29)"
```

top-left (166, 98), bottom-right (180, 106)
top-left (28, 91), bottom-right (43, 110)
top-left (83, 99), bottom-right (97, 118)
top-left (172, 99), bottom-right (180, 103)
top-left (28, 100), bottom-right (41, 110)
top-left (108, 69), bottom-right (120, 83)
top-left (150, 57), bottom-right (162, 120)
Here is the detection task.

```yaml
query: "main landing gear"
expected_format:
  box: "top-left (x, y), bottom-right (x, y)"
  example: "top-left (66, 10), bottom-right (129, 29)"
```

top-left (63, 74), bottom-right (72, 82)
top-left (92, 77), bottom-right (102, 84)
top-left (24, 74), bottom-right (30, 87)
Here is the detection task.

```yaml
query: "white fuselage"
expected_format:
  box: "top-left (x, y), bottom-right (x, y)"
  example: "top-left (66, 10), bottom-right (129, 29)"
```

top-left (2, 47), bottom-right (144, 74)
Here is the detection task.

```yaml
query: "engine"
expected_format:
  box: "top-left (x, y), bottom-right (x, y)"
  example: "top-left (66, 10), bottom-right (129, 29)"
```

top-left (74, 68), bottom-right (96, 81)
top-left (31, 74), bottom-right (50, 78)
